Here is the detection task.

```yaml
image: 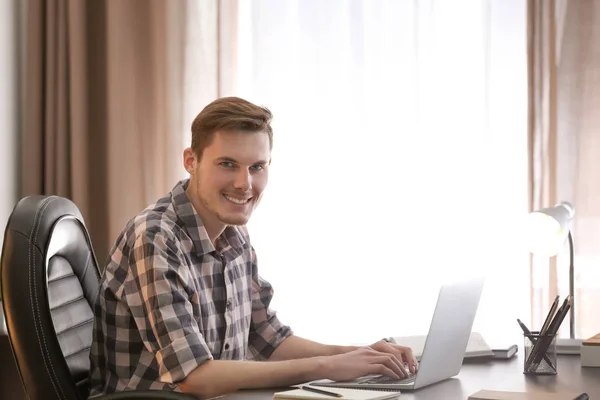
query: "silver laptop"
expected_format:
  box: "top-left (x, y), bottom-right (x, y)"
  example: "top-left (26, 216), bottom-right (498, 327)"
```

top-left (311, 276), bottom-right (485, 391)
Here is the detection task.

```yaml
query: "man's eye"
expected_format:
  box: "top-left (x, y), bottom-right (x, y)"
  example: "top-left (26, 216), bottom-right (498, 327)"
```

top-left (220, 162), bottom-right (235, 168)
top-left (250, 165), bottom-right (264, 171)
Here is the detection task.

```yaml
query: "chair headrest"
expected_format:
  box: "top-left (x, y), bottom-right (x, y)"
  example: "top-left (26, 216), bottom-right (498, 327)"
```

top-left (6, 195), bottom-right (85, 250)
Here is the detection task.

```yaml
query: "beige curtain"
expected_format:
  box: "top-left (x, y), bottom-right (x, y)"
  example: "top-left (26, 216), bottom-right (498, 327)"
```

top-left (529, 0), bottom-right (600, 339)
top-left (20, 0), bottom-right (233, 262)
top-left (182, 0), bottom-right (238, 146)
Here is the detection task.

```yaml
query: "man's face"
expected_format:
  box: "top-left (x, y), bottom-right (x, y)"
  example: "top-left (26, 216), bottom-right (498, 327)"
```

top-left (186, 130), bottom-right (271, 228)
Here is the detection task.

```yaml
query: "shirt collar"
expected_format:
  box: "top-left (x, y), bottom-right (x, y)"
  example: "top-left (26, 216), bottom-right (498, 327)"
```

top-left (170, 179), bottom-right (246, 256)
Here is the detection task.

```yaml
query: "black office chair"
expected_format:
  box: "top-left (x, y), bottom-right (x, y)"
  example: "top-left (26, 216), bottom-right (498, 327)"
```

top-left (1, 195), bottom-right (196, 400)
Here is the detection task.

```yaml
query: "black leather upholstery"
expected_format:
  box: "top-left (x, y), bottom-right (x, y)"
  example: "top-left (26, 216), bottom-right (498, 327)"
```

top-left (1, 196), bottom-right (197, 400)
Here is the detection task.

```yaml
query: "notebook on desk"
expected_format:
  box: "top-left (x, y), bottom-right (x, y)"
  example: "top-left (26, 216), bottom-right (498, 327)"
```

top-left (311, 277), bottom-right (485, 391)
top-left (389, 332), bottom-right (518, 360)
top-left (273, 387), bottom-right (401, 400)
top-left (468, 390), bottom-right (582, 400)
top-left (389, 331), bottom-right (494, 359)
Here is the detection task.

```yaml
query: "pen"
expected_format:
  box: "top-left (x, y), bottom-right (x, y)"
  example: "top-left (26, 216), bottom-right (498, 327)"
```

top-left (573, 393), bottom-right (589, 400)
top-left (299, 386), bottom-right (343, 398)
top-left (540, 295), bottom-right (560, 334)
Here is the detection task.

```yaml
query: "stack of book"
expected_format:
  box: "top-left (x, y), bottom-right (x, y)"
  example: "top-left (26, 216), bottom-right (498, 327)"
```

top-left (581, 333), bottom-right (600, 367)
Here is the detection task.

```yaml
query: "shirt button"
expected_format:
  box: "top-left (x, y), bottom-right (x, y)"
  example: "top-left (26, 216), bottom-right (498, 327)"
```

top-left (226, 299), bottom-right (232, 310)
top-left (224, 343), bottom-right (230, 350)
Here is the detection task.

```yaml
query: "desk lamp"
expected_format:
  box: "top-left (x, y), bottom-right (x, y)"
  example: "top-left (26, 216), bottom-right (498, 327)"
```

top-left (527, 201), bottom-right (582, 354)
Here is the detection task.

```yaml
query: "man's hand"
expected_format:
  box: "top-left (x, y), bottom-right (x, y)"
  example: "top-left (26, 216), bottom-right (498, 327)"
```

top-left (319, 347), bottom-right (410, 382)
top-left (367, 340), bottom-right (417, 374)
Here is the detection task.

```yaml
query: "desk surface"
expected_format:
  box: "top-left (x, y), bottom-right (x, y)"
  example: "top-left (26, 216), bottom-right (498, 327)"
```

top-left (222, 353), bottom-right (600, 400)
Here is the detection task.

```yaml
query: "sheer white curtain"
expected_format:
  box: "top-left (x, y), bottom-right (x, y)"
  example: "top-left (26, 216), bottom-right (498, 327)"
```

top-left (231, 0), bottom-right (529, 346)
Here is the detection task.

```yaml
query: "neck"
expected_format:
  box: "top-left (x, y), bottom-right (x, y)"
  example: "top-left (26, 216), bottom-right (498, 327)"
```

top-left (185, 185), bottom-right (225, 248)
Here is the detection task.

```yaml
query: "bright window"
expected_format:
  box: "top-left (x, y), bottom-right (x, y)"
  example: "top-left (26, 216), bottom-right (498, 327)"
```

top-left (202, 0), bottom-right (529, 346)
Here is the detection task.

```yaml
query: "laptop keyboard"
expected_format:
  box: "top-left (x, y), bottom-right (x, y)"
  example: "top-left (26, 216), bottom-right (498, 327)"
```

top-left (360, 375), bottom-right (416, 385)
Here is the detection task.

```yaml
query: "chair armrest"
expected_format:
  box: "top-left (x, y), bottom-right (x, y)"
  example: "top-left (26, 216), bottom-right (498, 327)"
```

top-left (95, 391), bottom-right (197, 400)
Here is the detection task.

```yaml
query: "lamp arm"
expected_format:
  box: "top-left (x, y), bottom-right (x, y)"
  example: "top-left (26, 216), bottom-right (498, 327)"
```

top-left (568, 230), bottom-right (575, 339)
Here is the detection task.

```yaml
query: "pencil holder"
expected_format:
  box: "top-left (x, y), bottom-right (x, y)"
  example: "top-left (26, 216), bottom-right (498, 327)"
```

top-left (523, 331), bottom-right (557, 375)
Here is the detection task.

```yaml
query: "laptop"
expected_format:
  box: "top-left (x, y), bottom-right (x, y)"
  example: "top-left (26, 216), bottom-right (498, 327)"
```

top-left (311, 276), bottom-right (485, 391)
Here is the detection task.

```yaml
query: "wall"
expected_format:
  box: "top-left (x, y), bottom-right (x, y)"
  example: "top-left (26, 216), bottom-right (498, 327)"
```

top-left (0, 1), bottom-right (27, 399)
top-left (0, 0), bottom-right (19, 245)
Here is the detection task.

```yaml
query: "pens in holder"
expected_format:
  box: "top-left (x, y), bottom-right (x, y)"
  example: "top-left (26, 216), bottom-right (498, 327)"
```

top-left (299, 386), bottom-right (343, 398)
top-left (525, 296), bottom-right (571, 372)
top-left (517, 319), bottom-right (555, 370)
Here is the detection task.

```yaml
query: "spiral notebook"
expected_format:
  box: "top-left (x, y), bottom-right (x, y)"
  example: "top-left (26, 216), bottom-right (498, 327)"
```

top-left (468, 390), bottom-right (580, 400)
top-left (273, 387), bottom-right (401, 400)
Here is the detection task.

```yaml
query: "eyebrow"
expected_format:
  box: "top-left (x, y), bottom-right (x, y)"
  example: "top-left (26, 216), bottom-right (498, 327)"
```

top-left (215, 157), bottom-right (269, 165)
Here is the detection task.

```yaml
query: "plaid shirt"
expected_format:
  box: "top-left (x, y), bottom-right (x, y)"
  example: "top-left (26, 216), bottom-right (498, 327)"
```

top-left (89, 179), bottom-right (292, 396)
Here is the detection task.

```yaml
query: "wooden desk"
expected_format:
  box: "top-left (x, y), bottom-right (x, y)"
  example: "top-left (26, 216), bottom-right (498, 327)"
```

top-left (221, 353), bottom-right (600, 400)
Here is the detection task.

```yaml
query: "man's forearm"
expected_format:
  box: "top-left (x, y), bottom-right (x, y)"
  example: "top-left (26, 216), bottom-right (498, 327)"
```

top-left (269, 335), bottom-right (360, 361)
top-left (178, 357), bottom-right (328, 399)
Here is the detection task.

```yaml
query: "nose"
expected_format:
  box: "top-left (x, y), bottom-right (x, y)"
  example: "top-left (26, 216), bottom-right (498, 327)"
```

top-left (233, 169), bottom-right (251, 192)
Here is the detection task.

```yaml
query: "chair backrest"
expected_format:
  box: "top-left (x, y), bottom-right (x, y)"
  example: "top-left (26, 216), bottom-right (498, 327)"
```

top-left (1, 195), bottom-right (102, 400)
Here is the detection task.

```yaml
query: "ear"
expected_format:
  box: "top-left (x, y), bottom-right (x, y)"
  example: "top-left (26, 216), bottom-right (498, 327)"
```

top-left (183, 148), bottom-right (197, 174)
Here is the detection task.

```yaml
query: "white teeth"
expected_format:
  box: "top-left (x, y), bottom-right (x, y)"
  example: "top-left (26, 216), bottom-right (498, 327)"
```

top-left (224, 195), bottom-right (250, 205)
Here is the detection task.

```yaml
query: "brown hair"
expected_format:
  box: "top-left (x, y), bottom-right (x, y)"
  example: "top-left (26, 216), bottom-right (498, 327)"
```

top-left (191, 97), bottom-right (273, 157)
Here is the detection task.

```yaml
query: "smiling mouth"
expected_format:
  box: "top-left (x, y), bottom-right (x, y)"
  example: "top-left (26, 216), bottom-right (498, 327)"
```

top-left (223, 194), bottom-right (251, 205)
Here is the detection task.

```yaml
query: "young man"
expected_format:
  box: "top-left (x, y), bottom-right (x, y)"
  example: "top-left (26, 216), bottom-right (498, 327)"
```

top-left (89, 97), bottom-right (415, 399)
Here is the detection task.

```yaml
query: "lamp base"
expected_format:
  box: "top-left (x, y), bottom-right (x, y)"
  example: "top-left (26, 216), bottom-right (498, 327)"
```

top-left (556, 338), bottom-right (583, 355)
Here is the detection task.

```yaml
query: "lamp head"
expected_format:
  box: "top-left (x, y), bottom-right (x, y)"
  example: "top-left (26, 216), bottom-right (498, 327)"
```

top-left (527, 202), bottom-right (574, 257)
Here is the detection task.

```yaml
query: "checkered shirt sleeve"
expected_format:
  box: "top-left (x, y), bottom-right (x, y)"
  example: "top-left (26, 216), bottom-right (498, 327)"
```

top-left (125, 228), bottom-right (213, 383)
